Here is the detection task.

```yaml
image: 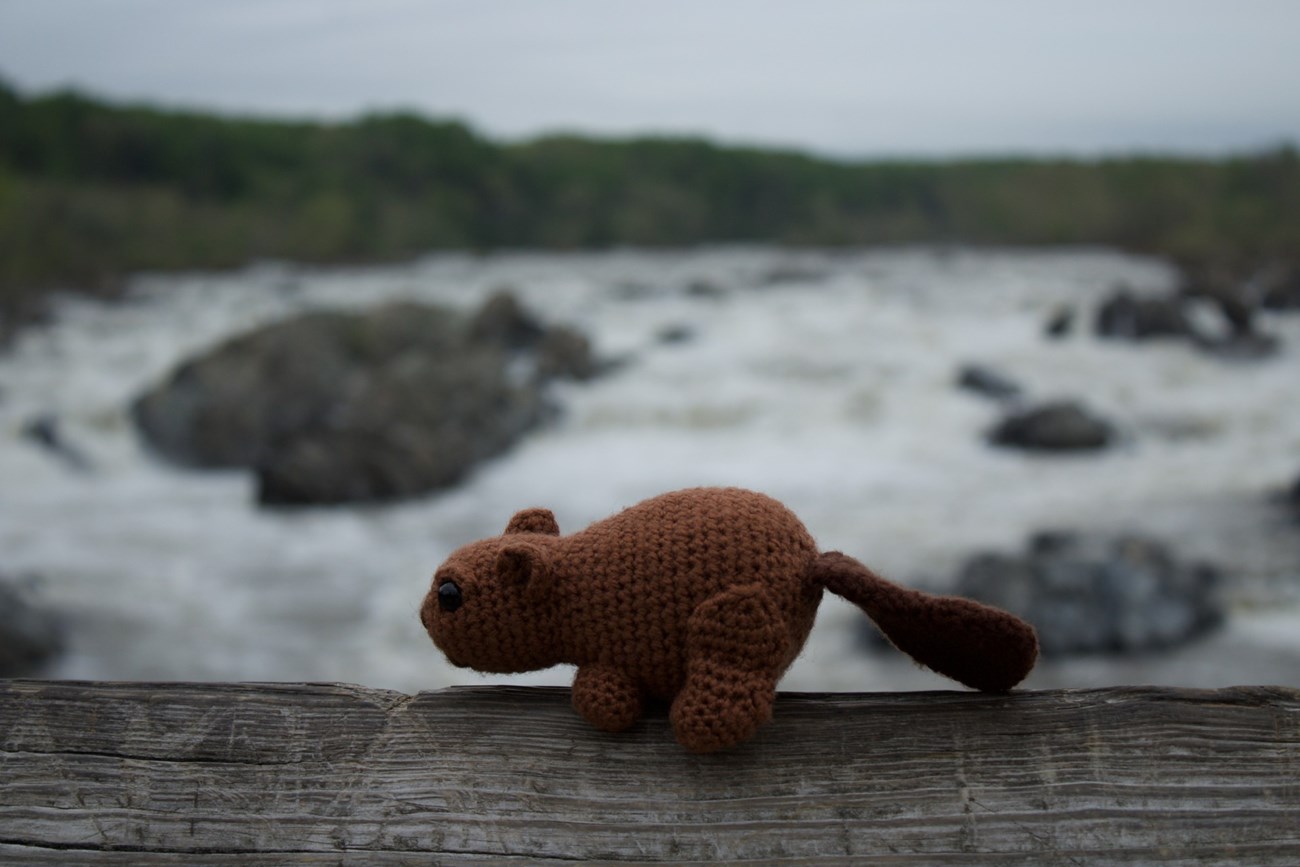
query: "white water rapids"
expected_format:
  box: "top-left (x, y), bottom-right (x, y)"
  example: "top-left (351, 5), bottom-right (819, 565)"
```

top-left (1, 246), bottom-right (1298, 692)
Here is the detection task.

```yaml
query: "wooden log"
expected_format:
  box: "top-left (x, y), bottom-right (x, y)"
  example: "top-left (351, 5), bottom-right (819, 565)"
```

top-left (1, 682), bottom-right (1298, 864)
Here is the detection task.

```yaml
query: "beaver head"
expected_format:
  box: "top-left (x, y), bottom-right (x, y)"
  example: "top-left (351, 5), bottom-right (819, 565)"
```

top-left (420, 507), bottom-right (564, 673)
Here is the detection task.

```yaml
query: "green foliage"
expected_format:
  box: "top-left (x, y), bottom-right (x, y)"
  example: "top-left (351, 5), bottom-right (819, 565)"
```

top-left (1, 80), bottom-right (1298, 338)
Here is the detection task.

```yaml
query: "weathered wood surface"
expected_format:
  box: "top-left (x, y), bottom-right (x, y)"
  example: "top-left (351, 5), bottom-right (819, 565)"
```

top-left (1, 682), bottom-right (1298, 865)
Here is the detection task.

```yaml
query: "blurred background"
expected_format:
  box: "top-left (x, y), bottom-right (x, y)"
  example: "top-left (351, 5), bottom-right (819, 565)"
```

top-left (1, 0), bottom-right (1297, 694)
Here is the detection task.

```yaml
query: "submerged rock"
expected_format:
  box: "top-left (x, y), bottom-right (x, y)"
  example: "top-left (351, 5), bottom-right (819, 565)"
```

top-left (757, 263), bottom-right (829, 287)
top-left (21, 414), bottom-right (93, 472)
top-left (1197, 332), bottom-right (1281, 362)
top-left (956, 364), bottom-right (1023, 402)
top-left (1044, 305), bottom-right (1074, 339)
top-left (133, 293), bottom-right (599, 506)
top-left (989, 400), bottom-right (1114, 451)
top-left (954, 532), bottom-right (1224, 656)
top-left (0, 576), bottom-right (65, 676)
top-left (656, 324), bottom-right (696, 346)
top-left (684, 279), bottom-right (727, 299)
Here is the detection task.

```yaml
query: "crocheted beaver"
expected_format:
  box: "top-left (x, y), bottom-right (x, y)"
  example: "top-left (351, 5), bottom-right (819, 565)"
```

top-left (420, 487), bottom-right (1038, 753)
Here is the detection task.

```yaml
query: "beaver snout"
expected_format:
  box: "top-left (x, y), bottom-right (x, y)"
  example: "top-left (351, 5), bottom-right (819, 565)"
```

top-left (419, 588), bottom-right (471, 668)
top-left (418, 592), bottom-right (435, 632)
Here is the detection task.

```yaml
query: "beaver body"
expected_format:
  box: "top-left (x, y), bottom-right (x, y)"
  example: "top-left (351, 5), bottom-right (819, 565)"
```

top-left (551, 488), bottom-right (821, 699)
top-left (421, 486), bottom-right (1038, 753)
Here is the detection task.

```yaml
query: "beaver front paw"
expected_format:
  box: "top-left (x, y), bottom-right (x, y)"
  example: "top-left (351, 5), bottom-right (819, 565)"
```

top-left (571, 664), bottom-right (644, 732)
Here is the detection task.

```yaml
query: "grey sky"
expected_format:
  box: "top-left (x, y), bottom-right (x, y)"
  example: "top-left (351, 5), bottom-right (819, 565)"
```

top-left (1, 0), bottom-right (1297, 157)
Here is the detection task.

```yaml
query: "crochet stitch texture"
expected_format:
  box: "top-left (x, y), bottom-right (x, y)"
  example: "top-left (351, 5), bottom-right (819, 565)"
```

top-left (420, 487), bottom-right (1039, 753)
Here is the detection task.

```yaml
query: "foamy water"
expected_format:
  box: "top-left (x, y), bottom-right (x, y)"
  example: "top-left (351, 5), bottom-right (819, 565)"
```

top-left (2, 247), bottom-right (1298, 692)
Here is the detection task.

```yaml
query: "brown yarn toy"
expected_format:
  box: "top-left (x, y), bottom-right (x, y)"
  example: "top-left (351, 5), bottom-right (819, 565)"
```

top-left (420, 487), bottom-right (1038, 753)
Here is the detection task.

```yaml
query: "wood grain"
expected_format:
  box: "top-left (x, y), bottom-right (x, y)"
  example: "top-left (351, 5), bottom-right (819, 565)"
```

top-left (1, 682), bottom-right (1298, 864)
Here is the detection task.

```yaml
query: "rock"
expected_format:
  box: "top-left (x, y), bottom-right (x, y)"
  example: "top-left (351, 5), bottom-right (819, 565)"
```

top-left (656, 324), bottom-right (695, 346)
top-left (989, 400), bottom-right (1114, 451)
top-left (954, 532), bottom-right (1224, 656)
top-left (535, 326), bottom-right (599, 381)
top-left (1044, 305), bottom-right (1074, 339)
top-left (612, 281), bottom-right (657, 301)
top-left (758, 264), bottom-right (828, 287)
top-left (1210, 292), bottom-right (1256, 337)
top-left (256, 348), bottom-right (544, 506)
top-left (1287, 472), bottom-right (1300, 518)
top-left (956, 364), bottom-right (1022, 402)
top-left (1095, 287), bottom-right (1192, 340)
top-left (0, 576), bottom-right (65, 676)
top-left (1183, 258), bottom-right (1300, 314)
top-left (470, 291), bottom-right (599, 381)
top-left (684, 279), bottom-right (726, 299)
top-left (1198, 332), bottom-right (1281, 362)
top-left (133, 304), bottom-right (459, 468)
top-left (1172, 261), bottom-right (1287, 359)
top-left (1261, 266), bottom-right (1300, 311)
top-left (135, 295), bottom-right (601, 506)
top-left (469, 290), bottom-right (547, 350)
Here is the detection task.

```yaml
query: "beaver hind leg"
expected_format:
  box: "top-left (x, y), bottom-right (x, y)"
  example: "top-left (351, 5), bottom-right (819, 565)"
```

top-left (670, 584), bottom-right (790, 753)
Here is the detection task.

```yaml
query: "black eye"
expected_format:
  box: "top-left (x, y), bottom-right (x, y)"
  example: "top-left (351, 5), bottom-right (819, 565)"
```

top-left (438, 581), bottom-right (463, 613)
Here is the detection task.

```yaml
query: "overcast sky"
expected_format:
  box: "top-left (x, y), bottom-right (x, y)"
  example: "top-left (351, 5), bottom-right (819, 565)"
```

top-left (1, 0), bottom-right (1297, 158)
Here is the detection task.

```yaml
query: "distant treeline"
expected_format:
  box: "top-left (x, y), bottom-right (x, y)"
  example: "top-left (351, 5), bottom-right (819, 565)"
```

top-left (2, 79), bottom-right (1298, 334)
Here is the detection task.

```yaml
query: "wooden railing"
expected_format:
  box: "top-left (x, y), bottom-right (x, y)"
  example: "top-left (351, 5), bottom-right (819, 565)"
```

top-left (1, 681), bottom-right (1298, 863)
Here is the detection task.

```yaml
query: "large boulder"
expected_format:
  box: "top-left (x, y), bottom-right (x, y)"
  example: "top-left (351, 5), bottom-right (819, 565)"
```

top-left (0, 576), bottom-right (64, 676)
top-left (256, 348), bottom-right (543, 505)
top-left (989, 400), bottom-right (1114, 451)
top-left (133, 303), bottom-right (461, 468)
top-left (133, 294), bottom-right (598, 506)
top-left (954, 532), bottom-right (1223, 656)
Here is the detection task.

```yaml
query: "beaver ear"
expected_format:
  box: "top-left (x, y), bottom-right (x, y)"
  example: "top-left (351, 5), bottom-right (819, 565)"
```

top-left (496, 541), bottom-right (554, 596)
top-left (504, 508), bottom-right (560, 536)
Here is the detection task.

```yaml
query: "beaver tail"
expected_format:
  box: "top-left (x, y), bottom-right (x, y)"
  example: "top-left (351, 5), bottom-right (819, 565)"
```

top-left (808, 551), bottom-right (1038, 692)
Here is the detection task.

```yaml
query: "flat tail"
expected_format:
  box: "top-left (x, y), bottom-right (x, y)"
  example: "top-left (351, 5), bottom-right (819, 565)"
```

top-left (810, 551), bottom-right (1038, 691)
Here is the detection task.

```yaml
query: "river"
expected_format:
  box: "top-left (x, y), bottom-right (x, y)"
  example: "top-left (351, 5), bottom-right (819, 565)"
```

top-left (2, 246), bottom-right (1298, 692)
